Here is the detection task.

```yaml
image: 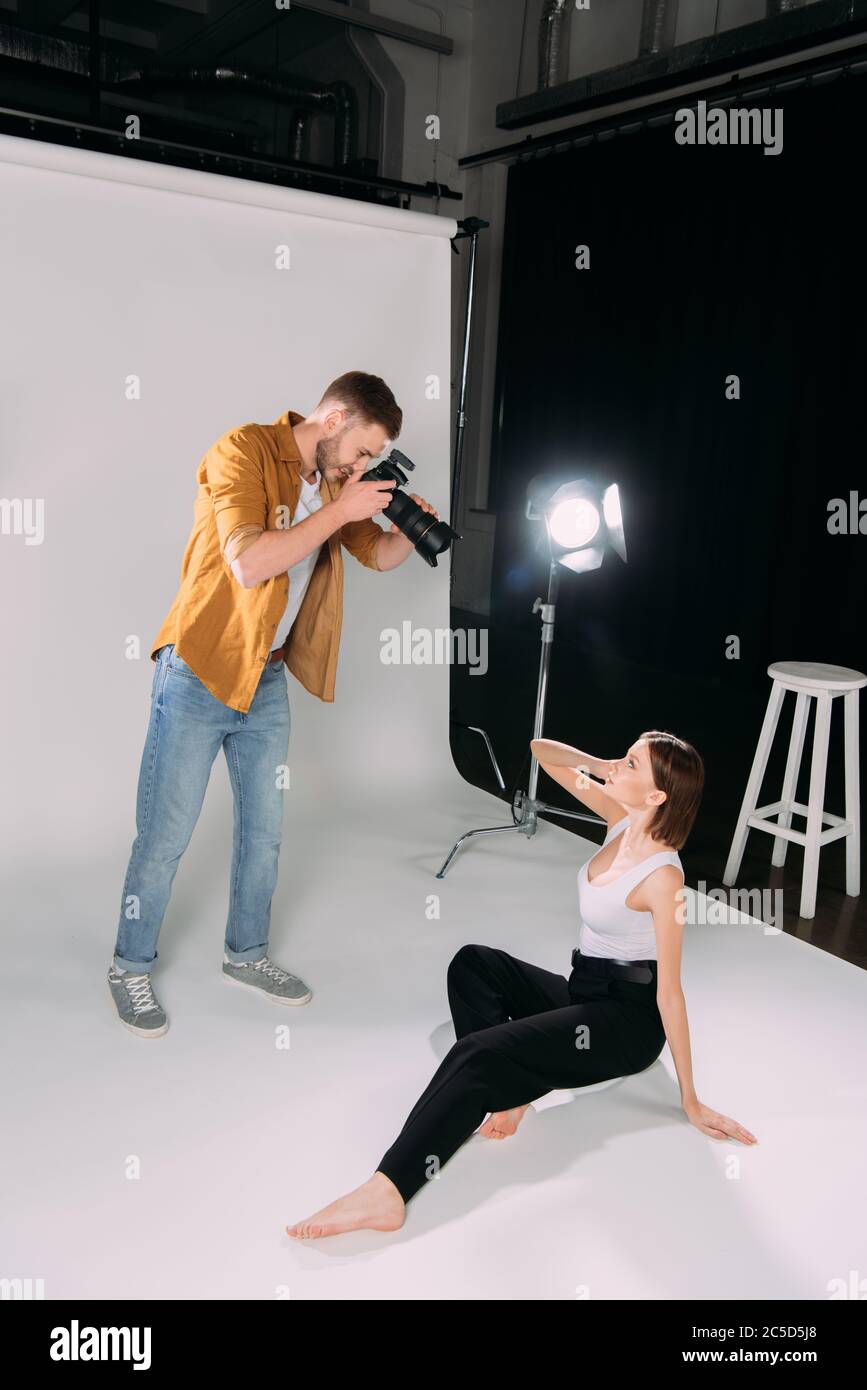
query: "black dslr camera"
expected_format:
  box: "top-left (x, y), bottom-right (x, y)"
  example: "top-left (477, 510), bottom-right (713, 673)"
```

top-left (364, 448), bottom-right (461, 568)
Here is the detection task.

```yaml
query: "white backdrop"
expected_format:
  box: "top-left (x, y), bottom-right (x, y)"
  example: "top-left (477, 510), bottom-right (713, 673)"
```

top-left (0, 133), bottom-right (459, 876)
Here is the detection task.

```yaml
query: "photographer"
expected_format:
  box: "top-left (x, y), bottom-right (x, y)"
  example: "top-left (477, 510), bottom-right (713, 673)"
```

top-left (108, 371), bottom-right (438, 1032)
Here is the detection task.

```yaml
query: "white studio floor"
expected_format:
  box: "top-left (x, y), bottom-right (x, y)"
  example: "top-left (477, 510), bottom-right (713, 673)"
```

top-left (5, 774), bottom-right (867, 1301)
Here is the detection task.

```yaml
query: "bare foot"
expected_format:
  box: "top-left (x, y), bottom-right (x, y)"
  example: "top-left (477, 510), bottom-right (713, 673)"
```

top-left (478, 1104), bottom-right (531, 1139)
top-left (286, 1172), bottom-right (405, 1240)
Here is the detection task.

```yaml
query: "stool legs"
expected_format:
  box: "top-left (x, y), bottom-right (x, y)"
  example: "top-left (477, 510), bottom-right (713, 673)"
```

top-left (727, 670), bottom-right (862, 919)
top-left (771, 691), bottom-right (809, 868)
top-left (800, 692), bottom-right (832, 919)
top-left (844, 688), bottom-right (861, 897)
top-left (723, 680), bottom-right (785, 888)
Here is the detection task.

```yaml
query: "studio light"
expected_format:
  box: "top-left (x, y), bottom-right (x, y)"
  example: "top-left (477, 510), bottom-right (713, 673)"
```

top-left (527, 477), bottom-right (627, 573)
top-left (437, 470), bottom-right (628, 877)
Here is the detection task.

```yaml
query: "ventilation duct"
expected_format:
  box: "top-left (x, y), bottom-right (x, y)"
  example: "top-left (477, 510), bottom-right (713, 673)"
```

top-left (538, 0), bottom-right (572, 90)
top-left (111, 66), bottom-right (358, 168)
top-left (0, 21), bottom-right (92, 75)
top-left (0, 26), bottom-right (359, 168)
top-left (639, 0), bottom-right (680, 57)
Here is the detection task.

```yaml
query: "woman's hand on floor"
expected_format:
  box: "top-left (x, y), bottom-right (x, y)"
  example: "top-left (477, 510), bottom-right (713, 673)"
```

top-left (684, 1099), bottom-right (758, 1144)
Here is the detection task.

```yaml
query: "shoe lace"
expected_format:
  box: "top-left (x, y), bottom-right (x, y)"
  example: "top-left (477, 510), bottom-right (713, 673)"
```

top-left (123, 972), bottom-right (160, 1015)
top-left (250, 956), bottom-right (291, 984)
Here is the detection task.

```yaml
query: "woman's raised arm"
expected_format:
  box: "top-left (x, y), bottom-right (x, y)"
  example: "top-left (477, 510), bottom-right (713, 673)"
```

top-left (530, 739), bottom-right (623, 825)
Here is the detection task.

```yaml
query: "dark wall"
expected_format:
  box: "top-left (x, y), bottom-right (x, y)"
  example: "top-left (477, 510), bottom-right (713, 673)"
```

top-left (451, 72), bottom-right (867, 921)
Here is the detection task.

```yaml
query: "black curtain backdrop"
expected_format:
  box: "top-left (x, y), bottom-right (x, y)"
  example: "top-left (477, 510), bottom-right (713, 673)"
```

top-left (451, 72), bottom-right (866, 934)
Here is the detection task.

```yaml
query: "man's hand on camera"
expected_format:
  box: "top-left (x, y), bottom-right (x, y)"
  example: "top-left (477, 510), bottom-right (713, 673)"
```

top-left (333, 474), bottom-right (396, 525)
top-left (391, 493), bottom-right (439, 535)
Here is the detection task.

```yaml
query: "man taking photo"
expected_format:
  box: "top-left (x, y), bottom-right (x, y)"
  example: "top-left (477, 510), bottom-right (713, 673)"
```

top-left (108, 370), bottom-right (438, 1037)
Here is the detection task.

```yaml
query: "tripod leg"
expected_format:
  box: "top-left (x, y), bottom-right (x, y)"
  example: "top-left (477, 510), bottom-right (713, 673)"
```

top-left (436, 821), bottom-right (532, 879)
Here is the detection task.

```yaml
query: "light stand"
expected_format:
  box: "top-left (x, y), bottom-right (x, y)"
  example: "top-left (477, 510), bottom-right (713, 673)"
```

top-left (436, 476), bottom-right (627, 878)
top-left (448, 216), bottom-right (506, 786)
top-left (449, 217), bottom-right (489, 539)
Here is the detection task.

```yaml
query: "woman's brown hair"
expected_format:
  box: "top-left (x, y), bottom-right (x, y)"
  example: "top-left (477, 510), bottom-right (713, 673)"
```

top-left (639, 730), bottom-right (705, 851)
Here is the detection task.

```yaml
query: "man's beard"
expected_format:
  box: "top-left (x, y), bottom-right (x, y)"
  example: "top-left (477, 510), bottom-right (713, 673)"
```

top-left (315, 433), bottom-right (352, 479)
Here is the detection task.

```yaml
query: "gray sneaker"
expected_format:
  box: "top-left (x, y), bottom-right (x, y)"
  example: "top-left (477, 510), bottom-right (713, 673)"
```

top-left (107, 963), bottom-right (169, 1038)
top-left (222, 954), bottom-right (312, 1006)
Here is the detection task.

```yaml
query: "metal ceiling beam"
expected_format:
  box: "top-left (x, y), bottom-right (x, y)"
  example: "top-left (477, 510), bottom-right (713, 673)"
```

top-left (496, 0), bottom-right (867, 130)
top-left (283, 0), bottom-right (452, 54)
top-left (460, 38), bottom-right (867, 171)
top-left (17, 0), bottom-right (451, 58)
top-left (158, 0), bottom-right (452, 61)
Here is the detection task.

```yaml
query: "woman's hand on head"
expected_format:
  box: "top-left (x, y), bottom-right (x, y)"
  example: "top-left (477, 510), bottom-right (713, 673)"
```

top-left (684, 1100), bottom-right (757, 1145)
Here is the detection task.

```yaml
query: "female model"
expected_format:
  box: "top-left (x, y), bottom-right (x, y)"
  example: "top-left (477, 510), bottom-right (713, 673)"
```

top-left (287, 729), bottom-right (758, 1240)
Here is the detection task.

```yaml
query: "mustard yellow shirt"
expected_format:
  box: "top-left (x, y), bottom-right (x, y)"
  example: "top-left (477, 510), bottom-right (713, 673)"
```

top-left (152, 410), bottom-right (383, 712)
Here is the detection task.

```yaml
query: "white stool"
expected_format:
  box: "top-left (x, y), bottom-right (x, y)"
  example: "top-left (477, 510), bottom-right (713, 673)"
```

top-left (723, 661), bottom-right (865, 920)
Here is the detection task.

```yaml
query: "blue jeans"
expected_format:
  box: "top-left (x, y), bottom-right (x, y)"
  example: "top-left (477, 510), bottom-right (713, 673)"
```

top-left (113, 644), bottom-right (291, 973)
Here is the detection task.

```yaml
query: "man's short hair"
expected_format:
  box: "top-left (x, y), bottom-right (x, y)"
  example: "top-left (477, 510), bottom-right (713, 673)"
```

top-left (317, 371), bottom-right (402, 441)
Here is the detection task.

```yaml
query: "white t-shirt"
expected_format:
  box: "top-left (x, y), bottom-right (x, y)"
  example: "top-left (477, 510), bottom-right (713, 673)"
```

top-left (270, 468), bottom-right (324, 652)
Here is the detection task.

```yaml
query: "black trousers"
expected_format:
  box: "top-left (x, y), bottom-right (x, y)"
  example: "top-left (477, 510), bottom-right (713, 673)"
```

top-left (376, 943), bottom-right (667, 1204)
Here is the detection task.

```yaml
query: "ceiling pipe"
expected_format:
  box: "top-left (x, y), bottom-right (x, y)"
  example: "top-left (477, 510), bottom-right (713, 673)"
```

top-left (538, 0), bottom-right (573, 89)
top-left (639, 0), bottom-right (680, 56)
top-left (0, 20), bottom-right (91, 74)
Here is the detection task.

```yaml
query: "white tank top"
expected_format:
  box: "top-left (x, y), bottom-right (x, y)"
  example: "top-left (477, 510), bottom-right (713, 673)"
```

top-left (577, 814), bottom-right (683, 961)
